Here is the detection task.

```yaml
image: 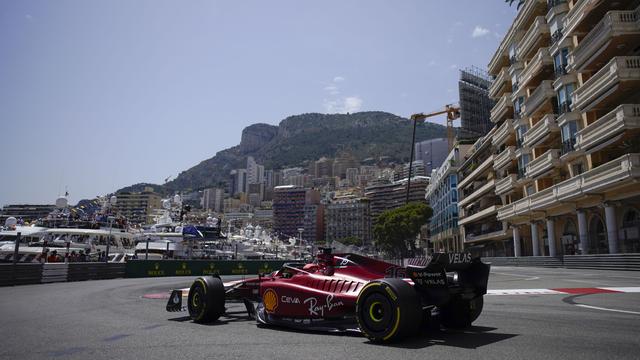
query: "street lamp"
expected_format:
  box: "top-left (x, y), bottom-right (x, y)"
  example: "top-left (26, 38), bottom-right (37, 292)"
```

top-left (405, 115), bottom-right (424, 204)
top-left (105, 196), bottom-right (117, 263)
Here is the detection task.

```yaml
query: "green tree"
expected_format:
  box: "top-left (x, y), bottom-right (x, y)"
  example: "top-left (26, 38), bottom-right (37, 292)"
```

top-left (373, 202), bottom-right (432, 258)
top-left (338, 236), bottom-right (363, 247)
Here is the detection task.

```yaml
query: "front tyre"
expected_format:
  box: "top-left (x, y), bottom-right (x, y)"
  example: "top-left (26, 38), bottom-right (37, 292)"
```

top-left (187, 276), bottom-right (225, 323)
top-left (355, 279), bottom-right (421, 342)
top-left (440, 295), bottom-right (483, 329)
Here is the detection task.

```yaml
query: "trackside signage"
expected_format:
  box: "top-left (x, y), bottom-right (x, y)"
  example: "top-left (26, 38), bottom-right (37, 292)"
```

top-left (126, 260), bottom-right (286, 278)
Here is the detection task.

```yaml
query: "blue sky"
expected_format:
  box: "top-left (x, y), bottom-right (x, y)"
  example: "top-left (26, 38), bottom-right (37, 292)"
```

top-left (0, 0), bottom-right (517, 205)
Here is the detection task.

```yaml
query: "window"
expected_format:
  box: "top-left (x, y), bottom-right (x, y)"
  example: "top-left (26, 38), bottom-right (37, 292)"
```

top-left (554, 48), bottom-right (569, 75)
top-left (572, 163), bottom-right (584, 176)
top-left (556, 83), bottom-right (575, 113)
top-left (450, 174), bottom-right (457, 188)
top-left (561, 121), bottom-right (578, 142)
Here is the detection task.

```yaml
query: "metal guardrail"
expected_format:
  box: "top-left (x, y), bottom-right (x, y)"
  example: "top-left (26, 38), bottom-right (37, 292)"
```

top-left (483, 254), bottom-right (640, 271)
top-left (0, 263), bottom-right (126, 286)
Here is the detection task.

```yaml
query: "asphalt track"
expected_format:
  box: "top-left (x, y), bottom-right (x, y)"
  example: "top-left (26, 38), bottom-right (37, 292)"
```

top-left (1, 266), bottom-right (639, 360)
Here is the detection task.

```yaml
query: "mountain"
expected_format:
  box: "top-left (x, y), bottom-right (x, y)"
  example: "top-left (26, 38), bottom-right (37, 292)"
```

top-left (117, 111), bottom-right (447, 195)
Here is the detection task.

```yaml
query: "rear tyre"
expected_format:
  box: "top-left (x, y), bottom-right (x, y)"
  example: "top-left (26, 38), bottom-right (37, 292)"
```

top-left (440, 295), bottom-right (483, 329)
top-left (355, 279), bottom-right (422, 342)
top-left (187, 276), bottom-right (225, 323)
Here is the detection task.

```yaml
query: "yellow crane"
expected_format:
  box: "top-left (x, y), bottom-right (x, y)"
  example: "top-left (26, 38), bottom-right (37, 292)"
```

top-left (403, 104), bottom-right (461, 204)
top-left (410, 104), bottom-right (461, 152)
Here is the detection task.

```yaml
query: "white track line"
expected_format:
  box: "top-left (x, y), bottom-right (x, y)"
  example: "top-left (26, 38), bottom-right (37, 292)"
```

top-left (487, 289), bottom-right (565, 295)
top-left (573, 304), bottom-right (640, 315)
top-left (492, 272), bottom-right (540, 281)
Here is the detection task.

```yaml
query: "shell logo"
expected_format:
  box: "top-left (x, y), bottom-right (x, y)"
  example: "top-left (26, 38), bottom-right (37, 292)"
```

top-left (263, 289), bottom-right (278, 313)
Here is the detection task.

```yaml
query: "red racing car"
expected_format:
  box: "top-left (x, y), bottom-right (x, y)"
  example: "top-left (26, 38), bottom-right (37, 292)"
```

top-left (166, 248), bottom-right (490, 342)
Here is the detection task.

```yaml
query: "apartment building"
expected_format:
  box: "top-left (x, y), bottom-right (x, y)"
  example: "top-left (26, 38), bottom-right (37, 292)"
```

top-left (324, 197), bottom-right (371, 246)
top-left (364, 176), bottom-right (429, 221)
top-left (488, 0), bottom-right (640, 256)
top-left (425, 144), bottom-right (471, 252)
top-left (112, 189), bottom-right (162, 224)
top-left (457, 132), bottom-right (513, 257)
top-left (272, 186), bottom-right (321, 240)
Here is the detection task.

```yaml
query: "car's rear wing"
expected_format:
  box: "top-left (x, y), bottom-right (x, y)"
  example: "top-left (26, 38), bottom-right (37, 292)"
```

top-left (405, 252), bottom-right (490, 306)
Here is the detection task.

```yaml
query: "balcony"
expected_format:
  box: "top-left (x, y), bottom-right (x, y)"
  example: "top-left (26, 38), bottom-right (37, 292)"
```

top-left (523, 113), bottom-right (559, 148)
top-left (562, 0), bottom-right (596, 38)
top-left (522, 80), bottom-right (556, 118)
top-left (465, 227), bottom-right (513, 244)
top-left (526, 149), bottom-right (561, 179)
top-left (498, 153), bottom-right (640, 221)
top-left (519, 16), bottom-right (551, 60)
top-left (572, 56), bottom-right (640, 112)
top-left (458, 155), bottom-right (495, 190)
top-left (492, 119), bottom-right (516, 147)
top-left (458, 205), bottom-right (499, 226)
top-left (529, 186), bottom-right (556, 210)
top-left (496, 174), bottom-right (518, 196)
top-left (494, 146), bottom-right (517, 170)
top-left (581, 153), bottom-right (640, 193)
top-left (491, 93), bottom-right (513, 123)
top-left (489, 67), bottom-right (511, 99)
top-left (570, 7), bottom-right (640, 72)
top-left (459, 180), bottom-right (496, 208)
top-left (519, 47), bottom-right (554, 89)
top-left (513, 0), bottom-right (549, 32)
top-left (575, 104), bottom-right (640, 153)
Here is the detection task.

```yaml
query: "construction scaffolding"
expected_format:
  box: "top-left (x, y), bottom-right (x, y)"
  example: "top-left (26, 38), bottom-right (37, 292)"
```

top-left (458, 66), bottom-right (494, 140)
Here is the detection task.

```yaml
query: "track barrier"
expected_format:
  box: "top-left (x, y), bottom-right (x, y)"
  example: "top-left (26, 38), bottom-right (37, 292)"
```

top-left (124, 260), bottom-right (287, 278)
top-left (0, 262), bottom-right (126, 286)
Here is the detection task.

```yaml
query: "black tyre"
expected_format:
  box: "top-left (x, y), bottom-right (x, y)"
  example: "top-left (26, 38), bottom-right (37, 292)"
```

top-left (187, 276), bottom-right (225, 323)
top-left (355, 278), bottom-right (422, 342)
top-left (440, 295), bottom-right (483, 329)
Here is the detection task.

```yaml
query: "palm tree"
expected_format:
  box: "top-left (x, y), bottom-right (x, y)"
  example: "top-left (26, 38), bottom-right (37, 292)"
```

top-left (505, 0), bottom-right (525, 9)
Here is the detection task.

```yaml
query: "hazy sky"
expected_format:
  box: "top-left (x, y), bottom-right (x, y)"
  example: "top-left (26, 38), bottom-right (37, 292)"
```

top-left (0, 0), bottom-right (517, 205)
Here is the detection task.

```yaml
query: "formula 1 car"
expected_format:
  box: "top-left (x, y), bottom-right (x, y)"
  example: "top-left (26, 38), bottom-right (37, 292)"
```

top-left (166, 248), bottom-right (490, 342)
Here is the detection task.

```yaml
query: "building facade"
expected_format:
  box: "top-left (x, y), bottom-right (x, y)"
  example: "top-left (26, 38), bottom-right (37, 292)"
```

top-left (272, 186), bottom-right (321, 240)
top-left (0, 204), bottom-right (56, 223)
top-left (202, 188), bottom-right (224, 212)
top-left (459, 67), bottom-right (496, 139)
top-left (457, 134), bottom-right (513, 256)
top-left (415, 138), bottom-right (449, 174)
top-left (324, 198), bottom-right (371, 246)
top-left (487, 0), bottom-right (640, 256)
top-left (425, 144), bottom-right (471, 252)
top-left (364, 176), bottom-right (429, 221)
top-left (112, 189), bottom-right (162, 224)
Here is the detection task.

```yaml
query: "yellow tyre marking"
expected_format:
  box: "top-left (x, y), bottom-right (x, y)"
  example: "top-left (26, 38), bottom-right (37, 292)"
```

top-left (382, 307), bottom-right (401, 341)
top-left (357, 282), bottom-right (382, 303)
top-left (369, 301), bottom-right (383, 322)
top-left (195, 278), bottom-right (207, 295)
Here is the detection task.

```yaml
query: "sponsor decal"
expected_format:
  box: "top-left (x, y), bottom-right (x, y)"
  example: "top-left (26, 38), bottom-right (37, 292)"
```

top-left (448, 253), bottom-right (472, 264)
top-left (412, 270), bottom-right (446, 286)
top-left (147, 262), bottom-right (164, 276)
top-left (203, 263), bottom-right (219, 275)
top-left (263, 289), bottom-right (278, 313)
top-left (385, 286), bottom-right (398, 300)
top-left (232, 262), bottom-right (248, 275)
top-left (303, 294), bottom-right (344, 316)
top-left (172, 293), bottom-right (180, 304)
top-left (281, 296), bottom-right (300, 304)
top-left (175, 262), bottom-right (192, 275)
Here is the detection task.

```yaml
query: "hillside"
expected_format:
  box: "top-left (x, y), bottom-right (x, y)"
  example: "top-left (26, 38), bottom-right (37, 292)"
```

top-left (117, 111), bottom-right (447, 194)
